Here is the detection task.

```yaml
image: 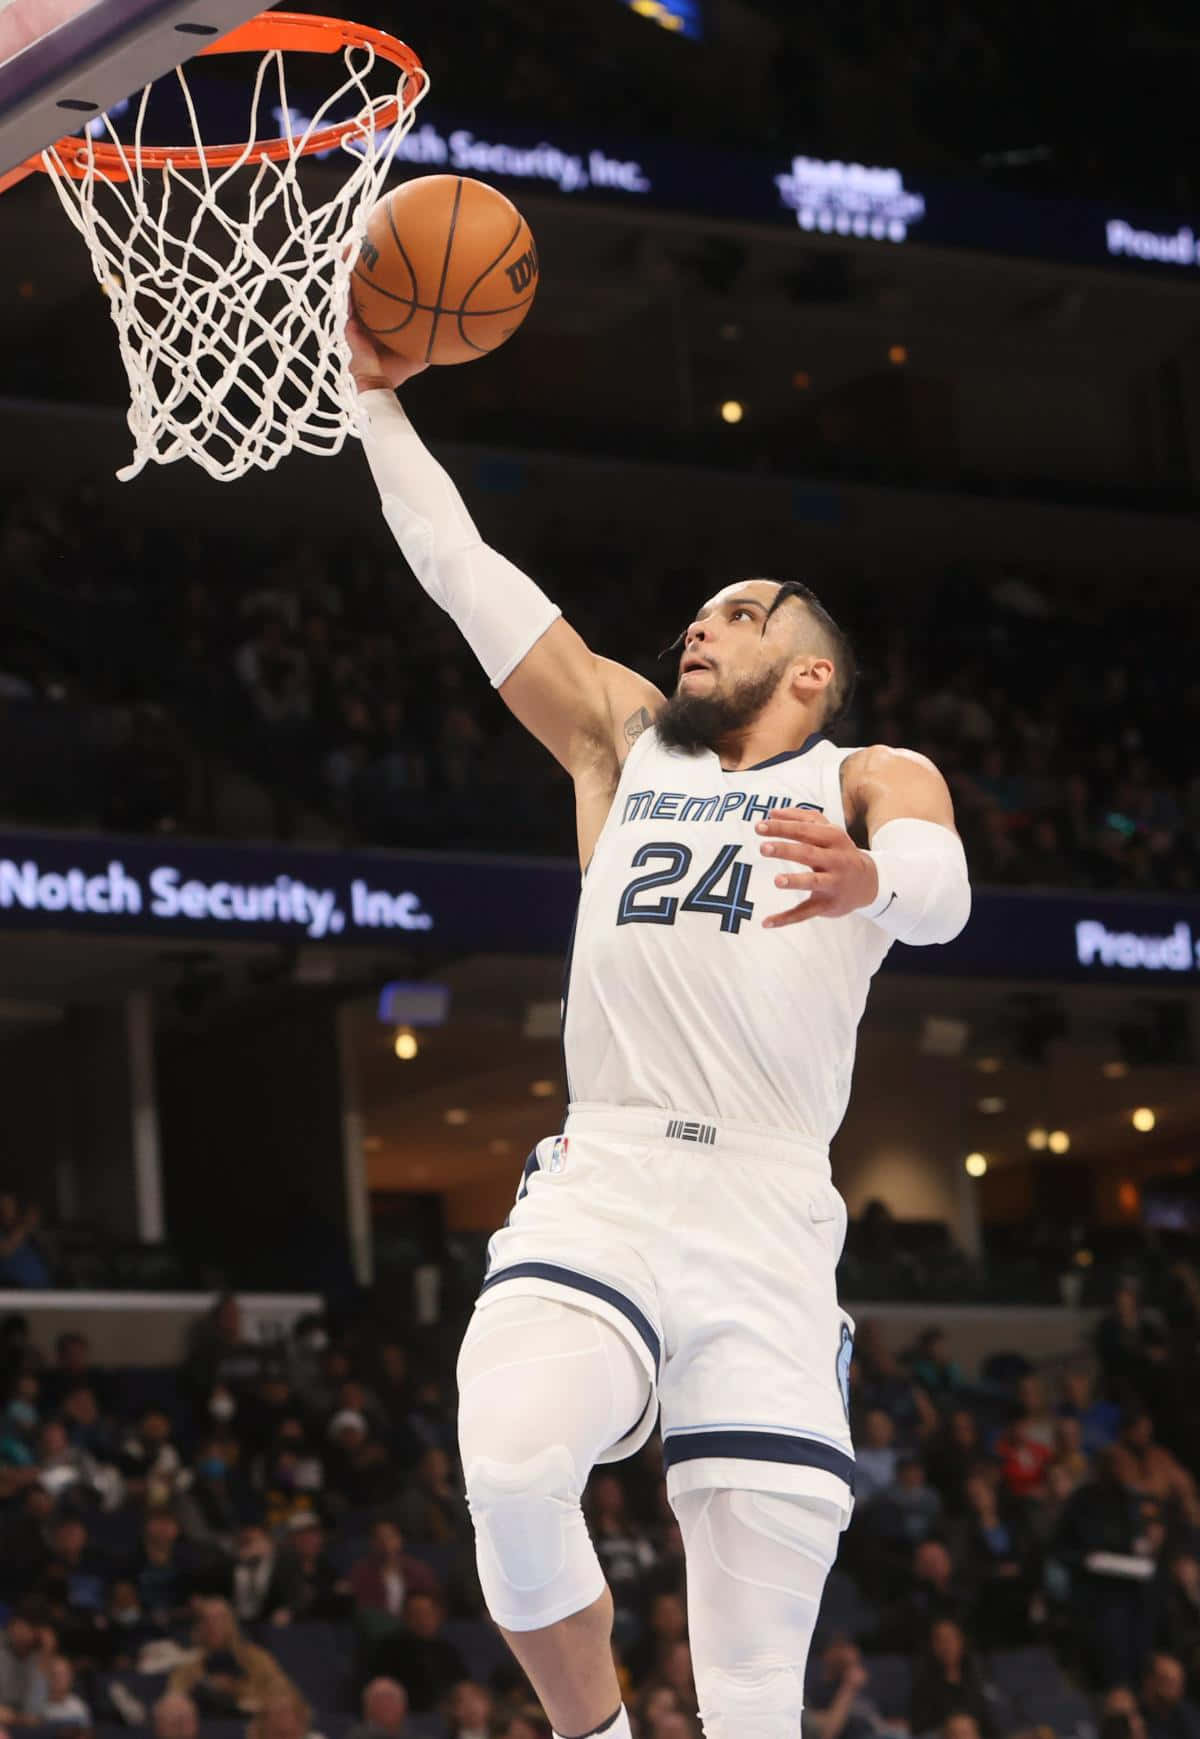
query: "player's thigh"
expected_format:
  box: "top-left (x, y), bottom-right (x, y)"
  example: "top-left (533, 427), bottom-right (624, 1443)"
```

top-left (457, 1292), bottom-right (651, 1471)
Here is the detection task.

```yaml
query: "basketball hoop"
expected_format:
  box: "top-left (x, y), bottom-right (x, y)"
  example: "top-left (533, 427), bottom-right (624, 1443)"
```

top-left (18, 13), bottom-right (428, 481)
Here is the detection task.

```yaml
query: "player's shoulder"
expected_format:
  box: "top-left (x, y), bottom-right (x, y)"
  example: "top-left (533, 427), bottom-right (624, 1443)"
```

top-left (839, 743), bottom-right (948, 820)
top-left (841, 742), bottom-right (944, 781)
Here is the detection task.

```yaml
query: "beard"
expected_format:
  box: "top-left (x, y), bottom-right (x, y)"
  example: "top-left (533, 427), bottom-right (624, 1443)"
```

top-left (655, 658), bottom-right (787, 754)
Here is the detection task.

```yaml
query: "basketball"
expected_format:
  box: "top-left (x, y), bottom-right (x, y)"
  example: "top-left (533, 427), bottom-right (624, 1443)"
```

top-left (350, 174), bottom-right (539, 367)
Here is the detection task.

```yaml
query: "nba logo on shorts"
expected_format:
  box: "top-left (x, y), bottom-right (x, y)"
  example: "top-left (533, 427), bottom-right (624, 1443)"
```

top-left (836, 1322), bottom-right (853, 1421)
top-left (548, 1136), bottom-right (569, 1174)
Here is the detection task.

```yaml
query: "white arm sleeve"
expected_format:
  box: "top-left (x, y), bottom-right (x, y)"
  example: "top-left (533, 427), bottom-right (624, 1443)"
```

top-left (359, 388), bottom-right (561, 688)
top-left (859, 816), bottom-right (971, 946)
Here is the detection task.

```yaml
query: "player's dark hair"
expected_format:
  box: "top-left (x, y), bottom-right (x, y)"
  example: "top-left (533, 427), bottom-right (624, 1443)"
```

top-left (760, 579), bottom-right (858, 731)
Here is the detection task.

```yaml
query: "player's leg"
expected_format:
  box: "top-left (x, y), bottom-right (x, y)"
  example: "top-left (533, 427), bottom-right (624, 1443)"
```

top-left (457, 1293), bottom-right (651, 1739)
top-left (673, 1485), bottom-right (842, 1739)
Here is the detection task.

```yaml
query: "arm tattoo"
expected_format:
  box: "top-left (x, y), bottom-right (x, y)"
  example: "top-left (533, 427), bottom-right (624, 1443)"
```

top-left (624, 707), bottom-right (654, 747)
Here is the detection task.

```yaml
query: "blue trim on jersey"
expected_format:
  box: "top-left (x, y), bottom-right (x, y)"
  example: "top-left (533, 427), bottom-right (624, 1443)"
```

top-left (479, 1260), bottom-right (661, 1374)
top-left (559, 897), bottom-right (581, 1109)
top-left (731, 732), bottom-right (826, 773)
top-left (662, 1427), bottom-right (855, 1489)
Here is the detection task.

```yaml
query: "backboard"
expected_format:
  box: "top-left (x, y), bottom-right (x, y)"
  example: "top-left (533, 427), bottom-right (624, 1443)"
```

top-left (0, 0), bottom-right (265, 185)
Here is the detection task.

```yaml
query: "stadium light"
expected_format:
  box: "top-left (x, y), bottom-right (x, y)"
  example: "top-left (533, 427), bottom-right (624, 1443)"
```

top-left (964, 1152), bottom-right (988, 1178)
top-left (1048, 1130), bottom-right (1071, 1154)
top-left (1131, 1107), bottom-right (1156, 1133)
top-left (719, 399), bottom-right (745, 424)
top-left (393, 1027), bottom-right (419, 1061)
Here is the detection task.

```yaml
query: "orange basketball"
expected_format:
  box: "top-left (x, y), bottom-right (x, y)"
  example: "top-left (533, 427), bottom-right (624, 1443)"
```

top-left (350, 174), bottom-right (539, 366)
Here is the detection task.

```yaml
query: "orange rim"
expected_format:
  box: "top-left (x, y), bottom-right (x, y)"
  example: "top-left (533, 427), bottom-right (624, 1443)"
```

top-left (25, 11), bottom-right (425, 182)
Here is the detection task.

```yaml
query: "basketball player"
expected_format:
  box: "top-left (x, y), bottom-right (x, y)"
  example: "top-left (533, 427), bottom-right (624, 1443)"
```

top-left (346, 319), bottom-right (971, 1739)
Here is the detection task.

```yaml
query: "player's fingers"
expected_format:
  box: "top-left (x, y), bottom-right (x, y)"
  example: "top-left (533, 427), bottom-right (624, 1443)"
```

top-left (772, 869), bottom-right (819, 891)
top-left (756, 813), bottom-right (842, 840)
top-left (763, 895), bottom-right (830, 930)
top-left (760, 838), bottom-right (830, 867)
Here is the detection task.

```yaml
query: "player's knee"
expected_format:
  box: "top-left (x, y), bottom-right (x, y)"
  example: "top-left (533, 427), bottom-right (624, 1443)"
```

top-left (463, 1443), bottom-right (603, 1632)
top-left (695, 1661), bottom-right (805, 1739)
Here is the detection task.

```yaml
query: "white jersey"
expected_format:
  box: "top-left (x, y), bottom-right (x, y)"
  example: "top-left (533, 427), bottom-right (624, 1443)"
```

top-left (562, 727), bottom-right (892, 1147)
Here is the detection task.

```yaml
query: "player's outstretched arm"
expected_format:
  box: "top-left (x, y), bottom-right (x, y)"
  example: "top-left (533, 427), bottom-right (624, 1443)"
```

top-left (348, 319), bottom-right (663, 776)
top-left (755, 744), bottom-right (971, 943)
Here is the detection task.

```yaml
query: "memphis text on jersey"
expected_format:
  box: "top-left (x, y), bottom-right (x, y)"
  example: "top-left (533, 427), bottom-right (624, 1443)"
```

top-left (621, 788), bottom-right (823, 826)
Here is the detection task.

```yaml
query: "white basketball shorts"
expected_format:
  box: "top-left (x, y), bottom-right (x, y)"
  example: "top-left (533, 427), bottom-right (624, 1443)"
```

top-left (472, 1103), bottom-right (856, 1523)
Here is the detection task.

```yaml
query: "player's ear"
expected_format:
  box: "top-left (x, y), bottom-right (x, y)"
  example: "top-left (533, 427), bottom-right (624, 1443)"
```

top-left (791, 655), bottom-right (834, 701)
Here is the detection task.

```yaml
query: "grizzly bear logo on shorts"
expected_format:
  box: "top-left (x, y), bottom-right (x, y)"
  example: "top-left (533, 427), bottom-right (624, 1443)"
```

top-left (836, 1322), bottom-right (853, 1422)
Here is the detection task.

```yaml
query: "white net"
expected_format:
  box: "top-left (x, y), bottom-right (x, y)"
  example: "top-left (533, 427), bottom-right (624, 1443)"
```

top-left (42, 35), bottom-right (427, 482)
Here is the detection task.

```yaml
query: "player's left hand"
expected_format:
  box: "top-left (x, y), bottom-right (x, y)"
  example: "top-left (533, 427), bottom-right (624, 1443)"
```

top-left (756, 811), bottom-right (879, 929)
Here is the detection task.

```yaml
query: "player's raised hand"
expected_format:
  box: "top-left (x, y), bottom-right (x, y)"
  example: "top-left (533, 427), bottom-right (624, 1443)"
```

top-left (756, 811), bottom-right (879, 929)
top-left (344, 314), bottom-right (429, 393)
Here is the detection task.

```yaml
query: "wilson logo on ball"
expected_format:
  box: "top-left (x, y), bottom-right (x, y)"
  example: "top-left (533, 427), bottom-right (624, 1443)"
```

top-left (505, 246), bottom-right (539, 295)
top-left (359, 239), bottom-right (380, 271)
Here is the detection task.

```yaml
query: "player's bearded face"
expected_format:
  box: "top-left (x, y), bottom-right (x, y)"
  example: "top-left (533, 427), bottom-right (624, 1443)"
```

top-left (657, 652), bottom-right (790, 754)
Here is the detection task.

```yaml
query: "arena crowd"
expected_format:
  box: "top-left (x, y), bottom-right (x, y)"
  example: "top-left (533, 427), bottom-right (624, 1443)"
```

top-left (1, 493), bottom-right (1197, 894)
top-left (1, 1270), bottom-right (1200, 1739)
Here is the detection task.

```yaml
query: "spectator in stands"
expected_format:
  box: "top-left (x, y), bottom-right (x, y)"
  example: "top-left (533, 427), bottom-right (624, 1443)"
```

top-left (1161, 1554), bottom-right (1200, 1684)
top-left (0, 1614), bottom-right (52, 1722)
top-left (152, 1692), bottom-right (199, 1739)
top-left (41, 1337), bottom-right (104, 1414)
top-left (1052, 1414), bottom-right (1091, 1489)
top-left (248, 1690), bottom-right (323, 1739)
top-left (1111, 1414), bottom-right (1200, 1527)
top-left (169, 1597), bottom-right (299, 1716)
top-left (852, 1321), bottom-right (917, 1424)
top-left (1095, 1282), bottom-right (1168, 1410)
top-left (1141, 1653), bottom-right (1200, 1739)
top-left (0, 1483), bottom-right (55, 1600)
top-left (625, 1592), bottom-right (688, 1687)
top-left (0, 1196), bottom-right (50, 1290)
top-left (446, 1680), bottom-right (492, 1739)
top-left (228, 1523), bottom-right (301, 1626)
top-left (584, 1474), bottom-right (658, 1640)
top-left (59, 1386), bottom-right (116, 1466)
top-left (272, 1515), bottom-right (348, 1623)
top-left (128, 1510), bottom-right (200, 1627)
top-left (261, 1422), bottom-right (326, 1532)
top-left (177, 1437), bottom-right (250, 1548)
top-left (366, 1591), bottom-right (467, 1714)
top-left (992, 1400), bottom-right (1055, 1503)
top-left (36, 1421), bottom-right (103, 1504)
top-left (347, 1677), bottom-right (409, 1739)
top-left (35, 1514), bottom-right (110, 1650)
top-left (655, 1640), bottom-right (697, 1714)
top-left (863, 1456), bottom-right (944, 1548)
top-left (878, 1539), bottom-right (972, 1653)
top-left (1055, 1450), bottom-right (1161, 1687)
top-left (926, 1410), bottom-right (986, 1516)
top-left (325, 1412), bottom-right (396, 1510)
top-left (394, 1446), bottom-right (471, 1546)
top-left (909, 1329), bottom-right (966, 1399)
top-left (40, 1656), bottom-right (90, 1729)
top-left (855, 1411), bottom-right (900, 1505)
top-left (105, 1578), bottom-right (154, 1661)
top-left (1101, 1687), bottom-right (1148, 1739)
top-left (956, 1471), bottom-right (1033, 1647)
top-left (185, 1295), bottom-right (268, 1402)
top-left (1059, 1365), bottom-right (1121, 1455)
top-left (805, 1637), bottom-right (901, 1739)
top-left (118, 1410), bottom-right (184, 1508)
top-left (350, 1521), bottom-right (438, 1629)
top-left (908, 1618), bottom-right (997, 1739)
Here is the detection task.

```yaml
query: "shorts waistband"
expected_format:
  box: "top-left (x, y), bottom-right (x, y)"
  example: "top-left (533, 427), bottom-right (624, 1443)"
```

top-left (564, 1103), bottom-right (831, 1171)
